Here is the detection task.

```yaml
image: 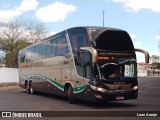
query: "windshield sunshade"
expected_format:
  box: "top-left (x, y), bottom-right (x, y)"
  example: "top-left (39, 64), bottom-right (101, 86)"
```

top-left (95, 30), bottom-right (134, 51)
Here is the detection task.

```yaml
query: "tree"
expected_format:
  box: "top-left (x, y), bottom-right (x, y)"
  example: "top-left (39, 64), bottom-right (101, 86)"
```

top-left (150, 55), bottom-right (160, 70)
top-left (0, 18), bottom-right (48, 68)
top-left (150, 55), bottom-right (160, 63)
top-left (5, 41), bottom-right (31, 67)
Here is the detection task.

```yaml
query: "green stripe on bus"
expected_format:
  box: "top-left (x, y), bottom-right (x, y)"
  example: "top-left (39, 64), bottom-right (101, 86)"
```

top-left (20, 72), bottom-right (87, 93)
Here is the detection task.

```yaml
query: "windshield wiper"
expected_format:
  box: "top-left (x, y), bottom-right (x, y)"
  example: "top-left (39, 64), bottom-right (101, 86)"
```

top-left (118, 59), bottom-right (136, 65)
top-left (101, 63), bottom-right (118, 68)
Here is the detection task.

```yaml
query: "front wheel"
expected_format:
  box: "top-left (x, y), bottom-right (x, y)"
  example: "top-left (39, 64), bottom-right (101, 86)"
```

top-left (68, 85), bottom-right (75, 104)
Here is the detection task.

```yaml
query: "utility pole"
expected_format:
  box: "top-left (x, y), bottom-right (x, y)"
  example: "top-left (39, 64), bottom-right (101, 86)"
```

top-left (158, 40), bottom-right (160, 56)
top-left (102, 10), bottom-right (105, 27)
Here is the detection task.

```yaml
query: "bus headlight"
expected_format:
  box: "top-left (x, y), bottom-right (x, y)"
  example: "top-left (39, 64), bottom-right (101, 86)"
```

top-left (132, 85), bottom-right (138, 90)
top-left (90, 85), bottom-right (106, 92)
top-left (97, 87), bottom-right (106, 92)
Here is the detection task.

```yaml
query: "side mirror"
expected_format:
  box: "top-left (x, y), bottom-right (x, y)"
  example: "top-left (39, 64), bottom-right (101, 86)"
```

top-left (80, 47), bottom-right (98, 63)
top-left (135, 48), bottom-right (149, 63)
top-left (78, 50), bottom-right (92, 66)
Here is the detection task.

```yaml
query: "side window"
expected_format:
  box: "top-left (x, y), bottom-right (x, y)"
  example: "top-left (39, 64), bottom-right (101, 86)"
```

top-left (46, 39), bottom-right (56, 57)
top-left (56, 35), bottom-right (69, 56)
top-left (19, 49), bottom-right (26, 63)
top-left (32, 45), bottom-right (38, 60)
top-left (38, 42), bottom-right (47, 58)
top-left (25, 48), bottom-right (32, 62)
top-left (69, 31), bottom-right (87, 52)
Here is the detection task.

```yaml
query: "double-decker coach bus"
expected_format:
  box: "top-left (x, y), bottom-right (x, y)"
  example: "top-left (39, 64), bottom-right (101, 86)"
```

top-left (19, 27), bottom-right (149, 103)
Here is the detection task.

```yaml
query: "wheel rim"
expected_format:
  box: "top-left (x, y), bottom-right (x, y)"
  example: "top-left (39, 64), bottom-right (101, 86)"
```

top-left (30, 86), bottom-right (34, 94)
top-left (26, 84), bottom-right (30, 93)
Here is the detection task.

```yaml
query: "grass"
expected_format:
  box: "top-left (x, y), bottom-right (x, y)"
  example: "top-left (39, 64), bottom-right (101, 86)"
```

top-left (0, 82), bottom-right (19, 90)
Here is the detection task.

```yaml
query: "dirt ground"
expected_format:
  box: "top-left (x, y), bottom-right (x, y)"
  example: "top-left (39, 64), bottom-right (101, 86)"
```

top-left (0, 85), bottom-right (19, 90)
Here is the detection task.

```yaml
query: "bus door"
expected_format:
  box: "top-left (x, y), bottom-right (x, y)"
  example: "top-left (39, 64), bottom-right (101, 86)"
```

top-left (74, 49), bottom-right (92, 88)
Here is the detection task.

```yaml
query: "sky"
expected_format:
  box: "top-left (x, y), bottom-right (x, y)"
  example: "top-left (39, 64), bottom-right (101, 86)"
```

top-left (0, 0), bottom-right (160, 62)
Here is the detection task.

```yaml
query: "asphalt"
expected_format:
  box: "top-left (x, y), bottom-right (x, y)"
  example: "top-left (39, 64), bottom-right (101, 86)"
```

top-left (0, 77), bottom-right (160, 120)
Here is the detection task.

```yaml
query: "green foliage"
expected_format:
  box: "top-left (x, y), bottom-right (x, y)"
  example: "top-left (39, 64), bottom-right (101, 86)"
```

top-left (4, 41), bottom-right (31, 68)
top-left (150, 55), bottom-right (160, 63)
top-left (0, 18), bottom-right (48, 68)
top-left (152, 62), bottom-right (160, 70)
top-left (157, 63), bottom-right (160, 69)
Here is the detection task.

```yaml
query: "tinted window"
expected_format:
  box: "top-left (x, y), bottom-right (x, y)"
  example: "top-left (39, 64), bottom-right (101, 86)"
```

top-left (31, 45), bottom-right (38, 60)
top-left (25, 48), bottom-right (32, 62)
top-left (56, 35), bottom-right (69, 56)
top-left (38, 42), bottom-right (47, 58)
top-left (46, 38), bottom-right (56, 57)
top-left (19, 49), bottom-right (27, 63)
top-left (69, 31), bottom-right (87, 52)
top-left (95, 31), bottom-right (134, 51)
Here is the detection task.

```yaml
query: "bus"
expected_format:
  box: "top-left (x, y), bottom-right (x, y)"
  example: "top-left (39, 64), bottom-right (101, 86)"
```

top-left (19, 26), bottom-right (149, 103)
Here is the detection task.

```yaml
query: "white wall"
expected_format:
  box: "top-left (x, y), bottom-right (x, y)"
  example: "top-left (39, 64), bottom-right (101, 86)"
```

top-left (0, 67), bottom-right (19, 83)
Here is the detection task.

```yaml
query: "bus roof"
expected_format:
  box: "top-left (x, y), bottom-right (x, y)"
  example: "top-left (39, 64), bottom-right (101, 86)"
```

top-left (19, 26), bottom-right (134, 52)
top-left (67, 26), bottom-right (134, 51)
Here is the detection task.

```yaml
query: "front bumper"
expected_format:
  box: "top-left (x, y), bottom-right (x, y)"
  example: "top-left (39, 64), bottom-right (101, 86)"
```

top-left (93, 89), bottom-right (138, 101)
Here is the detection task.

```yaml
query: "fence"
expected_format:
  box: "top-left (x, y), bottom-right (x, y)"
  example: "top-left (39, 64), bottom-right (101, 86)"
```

top-left (148, 70), bottom-right (160, 76)
top-left (0, 67), bottom-right (19, 83)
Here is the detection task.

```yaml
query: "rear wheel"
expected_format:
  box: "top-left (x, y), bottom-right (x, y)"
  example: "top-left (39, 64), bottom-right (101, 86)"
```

top-left (26, 82), bottom-right (30, 94)
top-left (29, 82), bottom-right (34, 94)
top-left (68, 85), bottom-right (75, 104)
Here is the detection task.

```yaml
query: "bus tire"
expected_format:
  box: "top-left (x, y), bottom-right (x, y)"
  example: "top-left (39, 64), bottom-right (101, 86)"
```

top-left (26, 82), bottom-right (30, 94)
top-left (29, 82), bottom-right (34, 94)
top-left (68, 85), bottom-right (75, 104)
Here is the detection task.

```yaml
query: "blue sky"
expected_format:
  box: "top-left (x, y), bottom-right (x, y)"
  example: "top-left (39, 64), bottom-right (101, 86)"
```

top-left (0, 0), bottom-right (160, 62)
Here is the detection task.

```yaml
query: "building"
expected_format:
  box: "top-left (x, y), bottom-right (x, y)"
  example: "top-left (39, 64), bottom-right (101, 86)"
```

top-left (137, 62), bottom-right (157, 76)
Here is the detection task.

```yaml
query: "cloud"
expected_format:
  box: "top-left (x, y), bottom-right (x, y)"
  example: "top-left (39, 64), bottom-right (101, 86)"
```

top-left (129, 34), bottom-right (141, 47)
top-left (16, 0), bottom-right (38, 12)
top-left (0, 10), bottom-right (21, 20)
top-left (155, 35), bottom-right (160, 41)
top-left (35, 1), bottom-right (76, 23)
top-left (129, 34), bottom-right (137, 39)
top-left (2, 3), bottom-right (10, 9)
top-left (134, 41), bottom-right (142, 48)
top-left (0, 0), bottom-right (38, 20)
top-left (112, 0), bottom-right (160, 12)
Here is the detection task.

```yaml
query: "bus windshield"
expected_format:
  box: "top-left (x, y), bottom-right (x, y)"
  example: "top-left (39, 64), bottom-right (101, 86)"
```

top-left (94, 58), bottom-right (137, 80)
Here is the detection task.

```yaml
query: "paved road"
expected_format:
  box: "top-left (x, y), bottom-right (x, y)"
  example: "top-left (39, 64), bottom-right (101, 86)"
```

top-left (0, 77), bottom-right (160, 119)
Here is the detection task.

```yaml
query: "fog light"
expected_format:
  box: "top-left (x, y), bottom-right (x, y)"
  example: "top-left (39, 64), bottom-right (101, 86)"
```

top-left (94, 94), bottom-right (102, 99)
top-left (132, 86), bottom-right (138, 90)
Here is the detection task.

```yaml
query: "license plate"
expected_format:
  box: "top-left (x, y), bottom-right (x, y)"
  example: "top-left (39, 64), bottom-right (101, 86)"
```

top-left (116, 96), bottom-right (124, 100)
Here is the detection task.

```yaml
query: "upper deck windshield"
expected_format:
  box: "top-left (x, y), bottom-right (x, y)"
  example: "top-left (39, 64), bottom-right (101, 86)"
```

top-left (87, 28), bottom-right (134, 51)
